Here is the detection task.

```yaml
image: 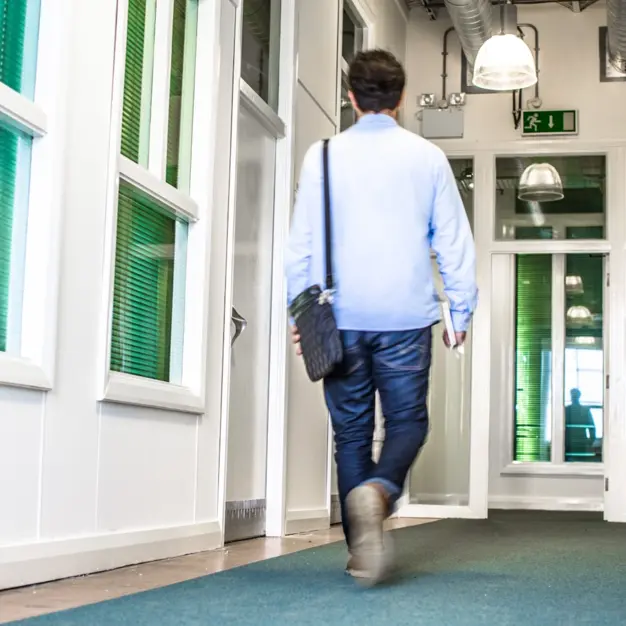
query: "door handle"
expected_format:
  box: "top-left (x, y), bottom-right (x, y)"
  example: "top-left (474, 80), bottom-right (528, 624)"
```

top-left (231, 306), bottom-right (247, 346)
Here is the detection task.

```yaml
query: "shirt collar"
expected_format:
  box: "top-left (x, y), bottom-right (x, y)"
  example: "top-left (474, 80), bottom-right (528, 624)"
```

top-left (356, 113), bottom-right (398, 129)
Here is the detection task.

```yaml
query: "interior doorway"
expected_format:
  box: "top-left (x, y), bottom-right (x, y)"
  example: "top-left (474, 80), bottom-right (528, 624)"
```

top-left (223, 0), bottom-right (283, 543)
top-left (488, 152), bottom-right (608, 511)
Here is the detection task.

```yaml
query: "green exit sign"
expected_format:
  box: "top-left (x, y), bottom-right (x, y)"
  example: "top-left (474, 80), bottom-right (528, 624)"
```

top-left (522, 110), bottom-right (578, 137)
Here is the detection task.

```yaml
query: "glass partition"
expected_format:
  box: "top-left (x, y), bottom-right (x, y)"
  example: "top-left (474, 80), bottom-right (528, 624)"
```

top-left (564, 254), bottom-right (604, 463)
top-left (409, 158), bottom-right (474, 506)
top-left (495, 155), bottom-right (606, 241)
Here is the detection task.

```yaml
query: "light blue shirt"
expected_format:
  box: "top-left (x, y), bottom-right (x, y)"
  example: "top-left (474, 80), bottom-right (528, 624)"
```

top-left (285, 114), bottom-right (477, 332)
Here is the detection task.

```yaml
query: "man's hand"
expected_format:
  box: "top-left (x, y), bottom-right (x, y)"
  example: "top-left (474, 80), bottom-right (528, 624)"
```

top-left (443, 330), bottom-right (466, 348)
top-left (291, 325), bottom-right (302, 355)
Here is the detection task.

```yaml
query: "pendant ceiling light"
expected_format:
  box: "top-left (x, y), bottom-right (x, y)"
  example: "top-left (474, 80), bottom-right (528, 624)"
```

top-left (472, 4), bottom-right (537, 91)
top-left (565, 275), bottom-right (584, 294)
top-left (567, 305), bottom-right (592, 322)
top-left (460, 167), bottom-right (474, 190)
top-left (518, 163), bottom-right (564, 202)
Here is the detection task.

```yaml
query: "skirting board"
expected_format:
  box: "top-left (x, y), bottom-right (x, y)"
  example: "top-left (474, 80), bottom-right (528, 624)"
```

top-left (285, 509), bottom-right (330, 535)
top-left (0, 521), bottom-right (222, 591)
top-left (489, 496), bottom-right (604, 512)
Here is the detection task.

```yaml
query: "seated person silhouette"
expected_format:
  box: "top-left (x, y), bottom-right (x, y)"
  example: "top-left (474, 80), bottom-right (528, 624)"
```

top-left (565, 388), bottom-right (597, 460)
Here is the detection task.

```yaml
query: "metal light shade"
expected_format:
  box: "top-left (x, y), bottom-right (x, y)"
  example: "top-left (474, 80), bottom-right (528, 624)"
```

top-left (473, 34), bottom-right (537, 91)
top-left (565, 275), bottom-right (584, 294)
top-left (518, 163), bottom-right (564, 202)
top-left (567, 305), bottom-right (592, 322)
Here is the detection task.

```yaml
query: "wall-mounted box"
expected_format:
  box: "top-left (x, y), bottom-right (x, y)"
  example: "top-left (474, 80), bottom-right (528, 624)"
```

top-left (421, 108), bottom-right (464, 139)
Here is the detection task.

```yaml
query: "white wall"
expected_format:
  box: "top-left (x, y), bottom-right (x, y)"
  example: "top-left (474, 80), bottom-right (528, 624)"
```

top-left (0, 0), bottom-right (226, 590)
top-left (285, 0), bottom-right (408, 534)
top-left (404, 2), bottom-right (616, 509)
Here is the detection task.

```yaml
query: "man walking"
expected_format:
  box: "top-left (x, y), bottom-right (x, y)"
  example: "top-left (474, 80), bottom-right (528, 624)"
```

top-left (285, 50), bottom-right (477, 585)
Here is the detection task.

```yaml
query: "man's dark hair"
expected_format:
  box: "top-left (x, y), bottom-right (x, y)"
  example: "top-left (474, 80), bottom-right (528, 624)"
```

top-left (348, 49), bottom-right (406, 113)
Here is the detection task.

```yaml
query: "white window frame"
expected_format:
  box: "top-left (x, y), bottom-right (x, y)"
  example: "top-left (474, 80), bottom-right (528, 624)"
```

top-left (0, 1), bottom-right (70, 390)
top-left (97, 0), bottom-right (218, 413)
top-left (492, 251), bottom-right (607, 479)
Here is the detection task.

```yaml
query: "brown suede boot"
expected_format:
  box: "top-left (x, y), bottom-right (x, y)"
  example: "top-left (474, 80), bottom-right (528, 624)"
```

top-left (345, 484), bottom-right (392, 585)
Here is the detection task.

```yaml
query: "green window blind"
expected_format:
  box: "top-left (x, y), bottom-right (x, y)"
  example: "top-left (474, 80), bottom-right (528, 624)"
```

top-left (166, 0), bottom-right (197, 190)
top-left (121, 0), bottom-right (156, 165)
top-left (0, 0), bottom-right (40, 98)
top-left (514, 255), bottom-right (552, 462)
top-left (110, 182), bottom-right (186, 382)
top-left (0, 123), bottom-right (32, 353)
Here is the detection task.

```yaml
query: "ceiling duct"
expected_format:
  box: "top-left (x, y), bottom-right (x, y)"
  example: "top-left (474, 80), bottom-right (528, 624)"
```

top-left (442, 0), bottom-right (493, 66)
top-left (607, 0), bottom-right (626, 72)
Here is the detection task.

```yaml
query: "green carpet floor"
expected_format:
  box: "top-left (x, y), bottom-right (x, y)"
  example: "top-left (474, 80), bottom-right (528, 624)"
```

top-left (13, 511), bottom-right (626, 625)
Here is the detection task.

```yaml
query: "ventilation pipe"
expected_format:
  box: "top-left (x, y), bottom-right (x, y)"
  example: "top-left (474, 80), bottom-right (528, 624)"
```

top-left (443, 0), bottom-right (493, 67)
top-left (607, 0), bottom-right (626, 72)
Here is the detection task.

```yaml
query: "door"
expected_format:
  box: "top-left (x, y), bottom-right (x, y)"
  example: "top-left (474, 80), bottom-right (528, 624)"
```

top-left (224, 104), bottom-right (277, 543)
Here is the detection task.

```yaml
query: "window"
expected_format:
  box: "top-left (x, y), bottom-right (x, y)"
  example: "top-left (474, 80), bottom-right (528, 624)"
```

top-left (450, 158), bottom-right (474, 230)
top-left (0, 0), bottom-right (40, 98)
top-left (0, 0), bottom-right (56, 389)
top-left (339, 4), bottom-right (365, 132)
top-left (0, 0), bottom-right (41, 353)
top-left (241, 0), bottom-right (281, 110)
top-left (120, 0), bottom-right (156, 167)
top-left (512, 253), bottom-right (605, 464)
top-left (109, 0), bottom-right (199, 388)
top-left (495, 156), bottom-right (606, 241)
top-left (514, 255), bottom-right (552, 462)
top-left (564, 254), bottom-right (604, 463)
top-left (0, 125), bottom-right (32, 354)
top-left (110, 182), bottom-right (188, 383)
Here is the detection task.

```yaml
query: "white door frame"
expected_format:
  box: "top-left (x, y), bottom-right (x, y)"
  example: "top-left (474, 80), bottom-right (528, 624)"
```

top-left (216, 0), bottom-right (299, 542)
top-left (397, 139), bottom-right (626, 522)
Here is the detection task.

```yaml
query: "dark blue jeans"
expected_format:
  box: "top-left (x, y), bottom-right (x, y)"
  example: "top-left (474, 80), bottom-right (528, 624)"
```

top-left (324, 328), bottom-right (432, 547)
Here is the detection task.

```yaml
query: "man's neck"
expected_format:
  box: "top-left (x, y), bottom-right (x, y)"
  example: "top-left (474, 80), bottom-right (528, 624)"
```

top-left (357, 110), bottom-right (397, 120)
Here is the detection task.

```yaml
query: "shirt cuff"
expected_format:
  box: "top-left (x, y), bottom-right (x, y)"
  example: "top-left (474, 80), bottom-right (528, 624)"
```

top-left (451, 310), bottom-right (472, 333)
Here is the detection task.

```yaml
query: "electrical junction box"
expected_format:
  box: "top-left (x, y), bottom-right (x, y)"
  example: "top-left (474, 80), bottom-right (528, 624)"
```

top-left (421, 108), bottom-right (464, 139)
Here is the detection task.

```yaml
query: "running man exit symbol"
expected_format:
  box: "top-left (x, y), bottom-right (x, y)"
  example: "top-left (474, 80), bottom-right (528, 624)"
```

top-left (522, 110), bottom-right (578, 136)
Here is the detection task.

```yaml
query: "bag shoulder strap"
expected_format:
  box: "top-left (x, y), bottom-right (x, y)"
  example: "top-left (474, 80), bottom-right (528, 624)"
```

top-left (322, 138), bottom-right (333, 291)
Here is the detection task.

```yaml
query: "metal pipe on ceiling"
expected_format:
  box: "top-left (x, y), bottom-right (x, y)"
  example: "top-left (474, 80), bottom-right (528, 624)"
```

top-left (442, 0), bottom-right (493, 66)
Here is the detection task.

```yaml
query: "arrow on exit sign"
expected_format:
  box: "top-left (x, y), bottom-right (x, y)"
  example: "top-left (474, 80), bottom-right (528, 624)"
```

top-left (522, 110), bottom-right (578, 136)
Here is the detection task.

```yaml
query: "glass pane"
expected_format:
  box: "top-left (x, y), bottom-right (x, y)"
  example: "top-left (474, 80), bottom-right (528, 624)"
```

top-left (0, 121), bottom-right (32, 353)
top-left (564, 254), bottom-right (603, 463)
top-left (339, 73), bottom-right (355, 132)
top-left (567, 226), bottom-right (604, 239)
top-left (514, 255), bottom-right (552, 462)
top-left (342, 9), bottom-right (356, 63)
top-left (225, 107), bottom-right (276, 524)
top-left (495, 156), bottom-right (606, 241)
top-left (449, 158), bottom-right (474, 230)
top-left (110, 181), bottom-right (187, 383)
top-left (0, 0), bottom-right (41, 99)
top-left (516, 226), bottom-right (553, 240)
top-left (241, 0), bottom-right (280, 110)
top-left (121, 0), bottom-right (157, 165)
top-left (409, 159), bottom-right (474, 506)
top-left (166, 0), bottom-right (198, 191)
